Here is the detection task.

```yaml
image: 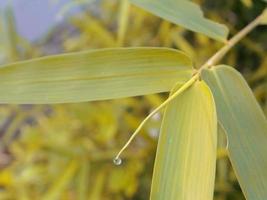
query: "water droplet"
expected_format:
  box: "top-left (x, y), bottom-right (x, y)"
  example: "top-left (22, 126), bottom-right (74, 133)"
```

top-left (113, 157), bottom-right (122, 166)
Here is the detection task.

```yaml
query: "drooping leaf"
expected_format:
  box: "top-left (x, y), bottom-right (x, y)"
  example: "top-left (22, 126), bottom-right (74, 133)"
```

top-left (130, 0), bottom-right (229, 42)
top-left (0, 48), bottom-right (192, 104)
top-left (150, 80), bottom-right (217, 200)
top-left (201, 65), bottom-right (267, 200)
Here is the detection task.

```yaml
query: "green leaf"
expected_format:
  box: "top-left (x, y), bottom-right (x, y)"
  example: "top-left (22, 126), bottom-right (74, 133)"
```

top-left (150, 81), bottom-right (217, 200)
top-left (56, 0), bottom-right (96, 20)
top-left (78, 160), bottom-right (90, 200)
top-left (0, 48), bottom-right (192, 104)
top-left (201, 65), bottom-right (267, 200)
top-left (260, 8), bottom-right (267, 25)
top-left (130, 0), bottom-right (229, 42)
top-left (42, 160), bottom-right (78, 200)
top-left (2, 5), bottom-right (19, 61)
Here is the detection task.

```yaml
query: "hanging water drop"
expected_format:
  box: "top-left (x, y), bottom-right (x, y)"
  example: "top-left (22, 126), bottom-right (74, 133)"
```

top-left (113, 157), bottom-right (122, 166)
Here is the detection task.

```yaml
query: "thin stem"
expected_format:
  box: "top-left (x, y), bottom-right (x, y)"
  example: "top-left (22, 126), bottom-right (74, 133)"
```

top-left (200, 10), bottom-right (265, 70)
top-left (114, 74), bottom-right (198, 160)
top-left (114, 9), bottom-right (266, 160)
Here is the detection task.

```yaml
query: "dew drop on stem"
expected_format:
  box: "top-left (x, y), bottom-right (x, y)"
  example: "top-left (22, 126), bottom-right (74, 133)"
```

top-left (113, 157), bottom-right (122, 166)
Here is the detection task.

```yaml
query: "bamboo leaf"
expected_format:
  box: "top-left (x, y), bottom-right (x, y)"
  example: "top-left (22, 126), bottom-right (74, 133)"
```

top-left (260, 8), bottom-right (267, 25)
top-left (89, 169), bottom-right (106, 200)
top-left (130, 0), bottom-right (229, 42)
top-left (201, 65), bottom-right (267, 200)
top-left (78, 160), bottom-right (90, 200)
top-left (42, 160), bottom-right (78, 200)
top-left (0, 48), bottom-right (192, 104)
top-left (150, 81), bottom-right (217, 200)
top-left (2, 5), bottom-right (19, 61)
top-left (117, 0), bottom-right (130, 46)
top-left (56, 0), bottom-right (96, 20)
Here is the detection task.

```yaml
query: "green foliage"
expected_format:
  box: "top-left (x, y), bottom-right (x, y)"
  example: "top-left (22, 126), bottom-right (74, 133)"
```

top-left (130, 0), bottom-right (229, 41)
top-left (0, 0), bottom-right (266, 200)
top-left (0, 102), bottom-right (152, 199)
top-left (151, 81), bottom-right (217, 200)
top-left (0, 48), bottom-right (192, 104)
top-left (202, 66), bottom-right (267, 199)
top-left (261, 8), bottom-right (267, 24)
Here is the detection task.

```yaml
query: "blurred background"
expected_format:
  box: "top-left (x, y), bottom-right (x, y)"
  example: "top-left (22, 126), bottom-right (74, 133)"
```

top-left (0, 0), bottom-right (266, 199)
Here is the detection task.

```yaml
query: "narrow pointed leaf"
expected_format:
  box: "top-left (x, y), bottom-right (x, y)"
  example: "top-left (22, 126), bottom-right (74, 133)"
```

top-left (42, 160), bottom-right (78, 200)
top-left (201, 65), bottom-right (267, 200)
top-left (130, 0), bottom-right (228, 42)
top-left (0, 48), bottom-right (192, 104)
top-left (151, 81), bottom-right (217, 200)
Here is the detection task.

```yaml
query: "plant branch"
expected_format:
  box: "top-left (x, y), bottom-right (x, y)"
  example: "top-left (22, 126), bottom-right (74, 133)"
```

top-left (114, 74), bottom-right (198, 161)
top-left (199, 10), bottom-right (266, 71)
top-left (114, 9), bottom-right (266, 161)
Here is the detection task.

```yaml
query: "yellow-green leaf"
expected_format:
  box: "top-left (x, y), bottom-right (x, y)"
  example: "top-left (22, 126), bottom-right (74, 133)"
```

top-left (130, 0), bottom-right (229, 42)
top-left (201, 65), bottom-right (267, 200)
top-left (42, 160), bottom-right (78, 200)
top-left (0, 48), bottom-right (192, 104)
top-left (260, 8), bottom-right (267, 25)
top-left (150, 80), bottom-right (217, 200)
top-left (78, 160), bottom-right (90, 200)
